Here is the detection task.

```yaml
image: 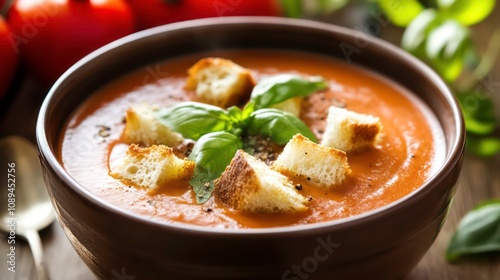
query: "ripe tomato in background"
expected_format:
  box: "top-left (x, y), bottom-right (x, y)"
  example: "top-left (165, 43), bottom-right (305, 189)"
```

top-left (0, 16), bottom-right (18, 99)
top-left (7, 0), bottom-right (135, 85)
top-left (128, 0), bottom-right (281, 30)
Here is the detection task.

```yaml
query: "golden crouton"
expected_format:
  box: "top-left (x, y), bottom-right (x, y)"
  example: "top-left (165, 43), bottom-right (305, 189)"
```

top-left (215, 150), bottom-right (308, 213)
top-left (122, 105), bottom-right (184, 147)
top-left (321, 106), bottom-right (383, 153)
top-left (110, 144), bottom-right (194, 191)
top-left (272, 134), bottom-right (351, 189)
top-left (185, 58), bottom-right (255, 108)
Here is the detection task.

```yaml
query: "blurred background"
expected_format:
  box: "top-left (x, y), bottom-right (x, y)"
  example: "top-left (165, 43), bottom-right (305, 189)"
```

top-left (1, 0), bottom-right (499, 279)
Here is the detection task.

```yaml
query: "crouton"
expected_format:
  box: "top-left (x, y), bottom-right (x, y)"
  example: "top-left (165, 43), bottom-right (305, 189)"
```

top-left (185, 58), bottom-right (255, 108)
top-left (272, 134), bottom-right (351, 189)
top-left (321, 106), bottom-right (383, 153)
top-left (122, 105), bottom-right (184, 147)
top-left (271, 97), bottom-right (303, 117)
top-left (110, 144), bottom-right (195, 191)
top-left (215, 150), bottom-right (308, 213)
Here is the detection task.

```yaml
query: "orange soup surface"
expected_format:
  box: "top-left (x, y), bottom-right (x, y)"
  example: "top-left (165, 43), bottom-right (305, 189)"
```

top-left (60, 50), bottom-right (445, 229)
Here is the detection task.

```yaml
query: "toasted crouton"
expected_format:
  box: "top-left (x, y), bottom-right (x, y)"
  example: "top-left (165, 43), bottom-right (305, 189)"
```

top-left (321, 106), bottom-right (383, 153)
top-left (272, 134), bottom-right (351, 189)
top-left (110, 144), bottom-right (194, 191)
top-left (122, 105), bottom-right (184, 147)
top-left (215, 150), bottom-right (308, 213)
top-left (185, 58), bottom-right (255, 108)
top-left (271, 97), bottom-right (303, 117)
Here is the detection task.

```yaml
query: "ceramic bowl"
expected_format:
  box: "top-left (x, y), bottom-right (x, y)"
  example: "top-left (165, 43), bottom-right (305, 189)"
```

top-left (37, 17), bottom-right (465, 280)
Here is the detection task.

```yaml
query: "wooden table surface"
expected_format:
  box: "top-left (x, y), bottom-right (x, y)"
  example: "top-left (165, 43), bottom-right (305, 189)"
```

top-left (1, 6), bottom-right (500, 280)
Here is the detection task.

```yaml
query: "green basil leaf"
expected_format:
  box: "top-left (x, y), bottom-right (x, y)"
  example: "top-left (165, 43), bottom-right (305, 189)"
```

top-left (227, 106), bottom-right (243, 120)
top-left (447, 199), bottom-right (500, 261)
top-left (466, 136), bottom-right (500, 157)
top-left (226, 105), bottom-right (244, 128)
top-left (430, 49), bottom-right (466, 82)
top-left (426, 19), bottom-right (470, 60)
top-left (188, 131), bottom-right (242, 203)
top-left (155, 102), bottom-right (233, 140)
top-left (378, 0), bottom-right (424, 27)
top-left (457, 91), bottom-right (497, 135)
top-left (402, 9), bottom-right (441, 53)
top-left (438, 0), bottom-right (495, 26)
top-left (425, 19), bottom-right (473, 82)
top-left (247, 108), bottom-right (318, 145)
top-left (241, 101), bottom-right (256, 120)
top-left (428, 36), bottom-right (476, 83)
top-left (251, 74), bottom-right (328, 109)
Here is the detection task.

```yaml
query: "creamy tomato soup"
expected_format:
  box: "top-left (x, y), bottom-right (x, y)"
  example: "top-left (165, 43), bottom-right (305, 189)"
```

top-left (60, 50), bottom-right (445, 229)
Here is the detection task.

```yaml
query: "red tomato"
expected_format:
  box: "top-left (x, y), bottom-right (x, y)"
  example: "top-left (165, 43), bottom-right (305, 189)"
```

top-left (128, 0), bottom-right (281, 30)
top-left (0, 16), bottom-right (18, 99)
top-left (7, 0), bottom-right (135, 84)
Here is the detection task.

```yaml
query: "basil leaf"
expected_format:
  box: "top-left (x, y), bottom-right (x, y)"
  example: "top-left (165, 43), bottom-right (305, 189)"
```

top-left (438, 0), bottom-right (495, 26)
top-left (378, 0), bottom-right (424, 27)
top-left (426, 20), bottom-right (470, 60)
top-left (247, 108), bottom-right (318, 145)
top-left (251, 74), bottom-right (328, 109)
top-left (188, 131), bottom-right (242, 203)
top-left (447, 199), bottom-right (500, 261)
top-left (466, 136), bottom-right (500, 157)
top-left (429, 50), bottom-right (468, 82)
top-left (155, 102), bottom-right (233, 140)
top-left (241, 101), bottom-right (256, 120)
top-left (424, 19), bottom-right (473, 82)
top-left (402, 9), bottom-right (441, 53)
top-left (226, 106), bottom-right (244, 134)
top-left (227, 106), bottom-right (243, 122)
top-left (457, 91), bottom-right (497, 135)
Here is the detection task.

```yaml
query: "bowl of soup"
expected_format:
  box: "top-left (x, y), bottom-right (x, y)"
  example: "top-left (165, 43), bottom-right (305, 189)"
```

top-left (37, 17), bottom-right (464, 279)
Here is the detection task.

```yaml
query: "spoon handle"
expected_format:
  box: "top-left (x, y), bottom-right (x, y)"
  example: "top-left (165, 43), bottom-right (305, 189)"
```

top-left (25, 229), bottom-right (49, 280)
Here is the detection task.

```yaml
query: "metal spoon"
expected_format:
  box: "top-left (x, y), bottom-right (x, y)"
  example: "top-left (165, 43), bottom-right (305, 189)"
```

top-left (0, 136), bottom-right (55, 280)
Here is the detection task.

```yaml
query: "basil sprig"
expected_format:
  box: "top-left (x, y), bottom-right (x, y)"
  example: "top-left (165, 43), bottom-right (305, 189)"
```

top-left (188, 132), bottom-right (242, 203)
top-left (247, 109), bottom-right (318, 145)
top-left (447, 199), bottom-right (500, 261)
top-left (251, 74), bottom-right (328, 109)
top-left (155, 74), bottom-right (326, 203)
